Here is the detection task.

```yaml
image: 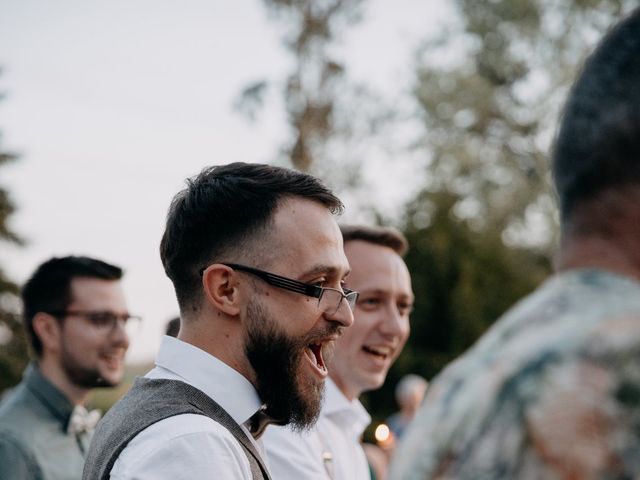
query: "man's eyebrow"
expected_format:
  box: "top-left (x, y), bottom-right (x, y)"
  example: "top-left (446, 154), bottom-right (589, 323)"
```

top-left (357, 289), bottom-right (415, 300)
top-left (299, 264), bottom-right (351, 280)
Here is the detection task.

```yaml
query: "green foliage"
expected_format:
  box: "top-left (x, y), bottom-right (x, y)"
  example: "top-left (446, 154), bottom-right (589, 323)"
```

top-left (0, 73), bottom-right (28, 395)
top-left (361, 0), bottom-right (636, 424)
top-left (412, 0), bottom-right (634, 247)
top-left (362, 192), bottom-right (550, 420)
top-left (0, 301), bottom-right (29, 393)
top-left (239, 0), bottom-right (393, 202)
top-left (260, 0), bottom-right (366, 171)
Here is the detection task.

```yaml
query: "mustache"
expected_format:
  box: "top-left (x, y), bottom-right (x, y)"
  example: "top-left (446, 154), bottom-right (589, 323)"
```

top-left (299, 323), bottom-right (344, 347)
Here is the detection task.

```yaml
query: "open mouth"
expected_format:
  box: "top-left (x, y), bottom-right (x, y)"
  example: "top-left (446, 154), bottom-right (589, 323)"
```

top-left (99, 352), bottom-right (123, 370)
top-left (304, 342), bottom-right (329, 377)
top-left (362, 345), bottom-right (392, 359)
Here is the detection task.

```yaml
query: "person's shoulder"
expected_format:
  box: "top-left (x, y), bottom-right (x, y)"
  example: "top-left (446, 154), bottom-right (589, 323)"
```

top-left (0, 429), bottom-right (42, 479)
top-left (391, 271), bottom-right (640, 478)
top-left (0, 384), bottom-right (42, 436)
top-left (132, 412), bottom-right (243, 446)
top-left (112, 413), bottom-right (255, 479)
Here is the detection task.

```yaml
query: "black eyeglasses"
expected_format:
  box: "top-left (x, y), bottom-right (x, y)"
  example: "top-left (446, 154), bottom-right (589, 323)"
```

top-left (202, 263), bottom-right (358, 315)
top-left (49, 310), bottom-right (142, 335)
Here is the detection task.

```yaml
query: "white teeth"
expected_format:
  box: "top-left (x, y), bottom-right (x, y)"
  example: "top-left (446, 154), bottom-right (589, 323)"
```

top-left (305, 347), bottom-right (318, 366)
top-left (321, 342), bottom-right (334, 363)
top-left (364, 346), bottom-right (392, 356)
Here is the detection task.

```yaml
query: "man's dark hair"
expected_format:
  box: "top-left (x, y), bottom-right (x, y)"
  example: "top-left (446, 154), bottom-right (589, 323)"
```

top-left (340, 224), bottom-right (409, 257)
top-left (165, 316), bottom-right (180, 337)
top-left (22, 256), bottom-right (123, 356)
top-left (160, 162), bottom-right (343, 311)
top-left (553, 8), bottom-right (640, 222)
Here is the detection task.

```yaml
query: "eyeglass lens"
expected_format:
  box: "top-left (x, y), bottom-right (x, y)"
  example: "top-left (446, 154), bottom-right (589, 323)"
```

top-left (319, 289), bottom-right (358, 315)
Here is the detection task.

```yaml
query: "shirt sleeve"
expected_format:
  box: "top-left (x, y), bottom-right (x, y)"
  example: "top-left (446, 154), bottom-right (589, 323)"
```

top-left (109, 414), bottom-right (255, 480)
top-left (262, 425), bottom-right (330, 480)
top-left (0, 433), bottom-right (42, 480)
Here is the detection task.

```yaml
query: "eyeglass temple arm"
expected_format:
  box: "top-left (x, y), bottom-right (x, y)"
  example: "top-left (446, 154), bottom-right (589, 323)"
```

top-left (224, 263), bottom-right (323, 298)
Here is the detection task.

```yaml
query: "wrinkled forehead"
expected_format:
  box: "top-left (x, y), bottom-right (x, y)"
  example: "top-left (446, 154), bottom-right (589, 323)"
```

top-left (258, 197), bottom-right (348, 278)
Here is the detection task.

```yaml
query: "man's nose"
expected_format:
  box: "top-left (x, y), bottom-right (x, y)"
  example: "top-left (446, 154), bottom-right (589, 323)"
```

top-left (379, 305), bottom-right (408, 337)
top-left (110, 318), bottom-right (131, 347)
top-left (328, 297), bottom-right (355, 327)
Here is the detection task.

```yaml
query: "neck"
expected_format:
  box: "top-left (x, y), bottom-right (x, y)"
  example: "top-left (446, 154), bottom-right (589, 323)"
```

top-left (556, 187), bottom-right (640, 282)
top-left (556, 227), bottom-right (640, 283)
top-left (180, 311), bottom-right (255, 385)
top-left (37, 359), bottom-right (91, 406)
top-left (329, 375), bottom-right (360, 401)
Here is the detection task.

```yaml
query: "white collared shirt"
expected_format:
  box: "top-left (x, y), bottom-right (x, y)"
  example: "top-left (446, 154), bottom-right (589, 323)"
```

top-left (110, 336), bottom-right (268, 479)
top-left (263, 378), bottom-right (371, 480)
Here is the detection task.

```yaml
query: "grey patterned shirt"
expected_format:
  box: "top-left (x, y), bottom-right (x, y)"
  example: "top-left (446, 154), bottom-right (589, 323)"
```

top-left (391, 269), bottom-right (640, 480)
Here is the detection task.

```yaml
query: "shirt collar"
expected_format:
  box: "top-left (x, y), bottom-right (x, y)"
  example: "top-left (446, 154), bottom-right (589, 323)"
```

top-left (323, 378), bottom-right (371, 438)
top-left (153, 336), bottom-right (263, 425)
top-left (24, 362), bottom-right (75, 430)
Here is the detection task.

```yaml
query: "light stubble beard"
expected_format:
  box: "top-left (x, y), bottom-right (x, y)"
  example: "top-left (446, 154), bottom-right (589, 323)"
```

top-left (59, 342), bottom-right (118, 389)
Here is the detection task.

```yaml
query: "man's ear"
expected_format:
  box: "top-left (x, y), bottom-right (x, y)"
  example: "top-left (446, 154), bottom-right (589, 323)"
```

top-left (32, 312), bottom-right (62, 354)
top-left (202, 264), bottom-right (241, 316)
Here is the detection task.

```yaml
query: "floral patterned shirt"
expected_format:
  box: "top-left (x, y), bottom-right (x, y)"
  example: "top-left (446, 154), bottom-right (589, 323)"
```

top-left (391, 269), bottom-right (640, 480)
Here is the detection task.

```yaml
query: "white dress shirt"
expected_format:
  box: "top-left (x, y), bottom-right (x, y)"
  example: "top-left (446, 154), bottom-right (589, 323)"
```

top-left (263, 379), bottom-right (371, 480)
top-left (110, 336), bottom-right (268, 479)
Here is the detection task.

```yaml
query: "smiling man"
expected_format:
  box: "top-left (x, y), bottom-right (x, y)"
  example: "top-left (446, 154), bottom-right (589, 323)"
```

top-left (0, 256), bottom-right (135, 480)
top-left (264, 224), bottom-right (414, 479)
top-left (83, 162), bottom-right (355, 480)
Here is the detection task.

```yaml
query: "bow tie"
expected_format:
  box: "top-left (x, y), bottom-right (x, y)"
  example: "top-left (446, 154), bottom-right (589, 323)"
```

top-left (248, 405), bottom-right (286, 440)
top-left (67, 405), bottom-right (101, 435)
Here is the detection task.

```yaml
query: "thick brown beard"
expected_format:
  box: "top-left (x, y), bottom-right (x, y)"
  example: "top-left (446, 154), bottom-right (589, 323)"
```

top-left (245, 300), bottom-right (338, 431)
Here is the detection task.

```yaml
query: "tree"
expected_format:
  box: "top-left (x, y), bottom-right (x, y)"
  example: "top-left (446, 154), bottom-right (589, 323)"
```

top-left (0, 72), bottom-right (28, 395)
top-left (361, 0), bottom-right (636, 425)
top-left (238, 0), bottom-right (397, 211)
top-left (411, 0), bottom-right (635, 247)
top-left (362, 192), bottom-right (550, 423)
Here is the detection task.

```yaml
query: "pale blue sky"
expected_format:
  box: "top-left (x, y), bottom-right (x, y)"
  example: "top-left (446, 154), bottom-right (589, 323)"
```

top-left (0, 0), bottom-right (448, 362)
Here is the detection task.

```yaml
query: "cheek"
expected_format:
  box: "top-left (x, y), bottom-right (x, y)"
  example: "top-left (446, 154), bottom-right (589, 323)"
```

top-left (400, 320), bottom-right (411, 342)
top-left (337, 322), bottom-right (370, 354)
top-left (275, 302), bottom-right (323, 337)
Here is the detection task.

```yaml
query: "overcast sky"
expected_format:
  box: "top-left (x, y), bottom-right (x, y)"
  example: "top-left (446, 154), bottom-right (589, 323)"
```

top-left (0, 0), bottom-right (448, 362)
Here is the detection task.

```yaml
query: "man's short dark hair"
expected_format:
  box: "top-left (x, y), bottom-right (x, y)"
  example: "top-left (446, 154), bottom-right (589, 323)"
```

top-left (22, 256), bottom-right (123, 356)
top-left (165, 317), bottom-right (180, 337)
top-left (340, 224), bottom-right (409, 257)
top-left (160, 162), bottom-right (343, 311)
top-left (553, 8), bottom-right (640, 221)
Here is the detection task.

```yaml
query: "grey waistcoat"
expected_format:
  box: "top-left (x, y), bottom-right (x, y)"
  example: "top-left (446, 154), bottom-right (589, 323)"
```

top-left (82, 378), bottom-right (271, 480)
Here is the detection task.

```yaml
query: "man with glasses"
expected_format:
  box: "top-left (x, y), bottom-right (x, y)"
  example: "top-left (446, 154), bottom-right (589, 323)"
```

top-left (84, 162), bottom-right (355, 480)
top-left (264, 224), bottom-right (414, 479)
top-left (0, 255), bottom-right (136, 480)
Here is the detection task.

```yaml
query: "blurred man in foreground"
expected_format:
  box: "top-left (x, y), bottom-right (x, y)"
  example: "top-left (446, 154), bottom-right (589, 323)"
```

top-left (392, 8), bottom-right (640, 479)
top-left (0, 256), bottom-right (135, 480)
top-left (84, 163), bottom-right (355, 480)
top-left (265, 224), bottom-right (414, 479)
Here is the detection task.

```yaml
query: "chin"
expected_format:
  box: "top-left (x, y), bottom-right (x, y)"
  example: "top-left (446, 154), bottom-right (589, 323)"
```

top-left (362, 374), bottom-right (386, 392)
top-left (98, 371), bottom-right (124, 387)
